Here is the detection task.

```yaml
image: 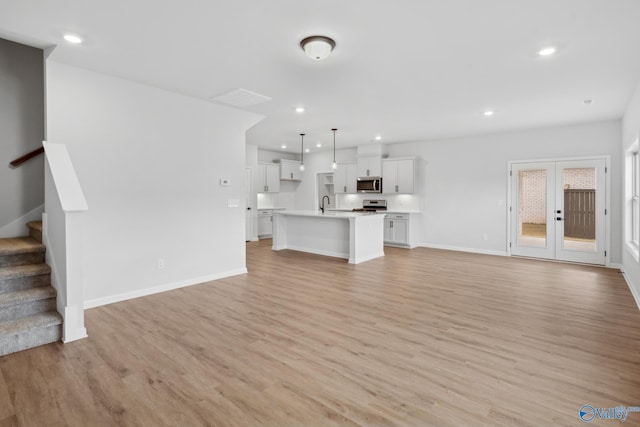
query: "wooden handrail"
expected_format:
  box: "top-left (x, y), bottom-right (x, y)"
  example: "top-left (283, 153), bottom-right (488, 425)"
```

top-left (9, 146), bottom-right (44, 168)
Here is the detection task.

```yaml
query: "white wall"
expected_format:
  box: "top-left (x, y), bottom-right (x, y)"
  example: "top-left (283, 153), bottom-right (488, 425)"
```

top-left (385, 120), bottom-right (621, 260)
top-left (622, 81), bottom-right (640, 304)
top-left (46, 61), bottom-right (262, 306)
top-left (0, 38), bottom-right (44, 237)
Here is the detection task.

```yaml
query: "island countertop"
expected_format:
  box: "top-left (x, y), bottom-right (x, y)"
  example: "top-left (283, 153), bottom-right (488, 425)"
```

top-left (274, 210), bottom-right (385, 219)
top-left (272, 210), bottom-right (385, 264)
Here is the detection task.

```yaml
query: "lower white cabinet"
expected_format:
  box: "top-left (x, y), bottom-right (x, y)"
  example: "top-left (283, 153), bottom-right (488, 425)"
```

top-left (258, 210), bottom-right (273, 238)
top-left (384, 214), bottom-right (410, 247)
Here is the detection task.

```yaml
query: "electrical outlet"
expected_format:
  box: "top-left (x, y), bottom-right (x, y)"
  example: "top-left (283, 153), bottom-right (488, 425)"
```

top-left (157, 258), bottom-right (165, 270)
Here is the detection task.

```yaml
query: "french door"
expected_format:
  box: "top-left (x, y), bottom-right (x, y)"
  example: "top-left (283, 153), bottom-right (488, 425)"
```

top-left (510, 159), bottom-right (606, 265)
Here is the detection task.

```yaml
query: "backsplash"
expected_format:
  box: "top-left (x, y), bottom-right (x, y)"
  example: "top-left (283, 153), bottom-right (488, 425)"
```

top-left (336, 194), bottom-right (421, 212)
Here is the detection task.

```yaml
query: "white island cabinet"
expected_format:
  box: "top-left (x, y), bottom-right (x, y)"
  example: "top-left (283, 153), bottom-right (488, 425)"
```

top-left (272, 211), bottom-right (385, 264)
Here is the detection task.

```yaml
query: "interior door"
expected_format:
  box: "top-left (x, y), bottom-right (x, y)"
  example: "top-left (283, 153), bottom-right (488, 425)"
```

top-left (245, 168), bottom-right (253, 242)
top-left (510, 159), bottom-right (606, 265)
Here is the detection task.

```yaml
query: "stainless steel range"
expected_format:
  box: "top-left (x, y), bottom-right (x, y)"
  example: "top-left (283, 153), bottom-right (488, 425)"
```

top-left (352, 199), bottom-right (387, 212)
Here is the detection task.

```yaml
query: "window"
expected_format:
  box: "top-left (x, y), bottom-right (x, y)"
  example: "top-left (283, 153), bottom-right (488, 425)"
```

top-left (627, 139), bottom-right (640, 261)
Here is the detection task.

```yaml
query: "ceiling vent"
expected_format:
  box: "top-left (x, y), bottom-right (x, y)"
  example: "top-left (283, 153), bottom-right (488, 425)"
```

top-left (211, 88), bottom-right (271, 108)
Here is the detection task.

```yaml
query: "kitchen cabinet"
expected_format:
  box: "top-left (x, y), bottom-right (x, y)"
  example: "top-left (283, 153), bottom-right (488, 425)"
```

top-left (382, 158), bottom-right (415, 193)
top-left (357, 156), bottom-right (382, 177)
top-left (258, 210), bottom-right (274, 238)
top-left (384, 214), bottom-right (410, 246)
top-left (257, 163), bottom-right (280, 193)
top-left (334, 162), bottom-right (357, 194)
top-left (280, 159), bottom-right (302, 181)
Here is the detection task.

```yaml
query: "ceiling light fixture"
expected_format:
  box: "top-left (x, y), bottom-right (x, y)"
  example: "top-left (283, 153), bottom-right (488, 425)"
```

top-left (538, 46), bottom-right (556, 57)
top-left (484, 110), bottom-right (494, 117)
top-left (300, 36), bottom-right (336, 61)
top-left (331, 128), bottom-right (338, 169)
top-left (281, 144), bottom-right (287, 149)
top-left (295, 107), bottom-right (305, 113)
top-left (375, 135), bottom-right (382, 141)
top-left (316, 143), bottom-right (322, 148)
top-left (305, 148), bottom-right (310, 153)
top-left (63, 34), bottom-right (83, 44)
top-left (299, 133), bottom-right (305, 171)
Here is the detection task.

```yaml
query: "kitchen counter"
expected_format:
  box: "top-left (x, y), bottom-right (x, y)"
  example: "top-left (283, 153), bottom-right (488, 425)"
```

top-left (272, 210), bottom-right (385, 264)
top-left (326, 208), bottom-right (421, 214)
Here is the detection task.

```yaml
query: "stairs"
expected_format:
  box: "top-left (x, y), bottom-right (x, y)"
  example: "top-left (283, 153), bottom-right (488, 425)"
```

top-left (0, 221), bottom-right (62, 356)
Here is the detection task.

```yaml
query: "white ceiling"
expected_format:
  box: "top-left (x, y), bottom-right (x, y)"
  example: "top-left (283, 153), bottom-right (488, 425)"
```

top-left (2, 0), bottom-right (640, 154)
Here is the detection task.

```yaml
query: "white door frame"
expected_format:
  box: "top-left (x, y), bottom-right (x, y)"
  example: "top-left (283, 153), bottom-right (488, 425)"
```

top-left (506, 155), bottom-right (611, 266)
top-left (245, 168), bottom-right (257, 242)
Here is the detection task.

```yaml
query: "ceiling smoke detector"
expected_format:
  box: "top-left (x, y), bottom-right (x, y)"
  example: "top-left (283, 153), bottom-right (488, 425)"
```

top-left (300, 36), bottom-right (336, 61)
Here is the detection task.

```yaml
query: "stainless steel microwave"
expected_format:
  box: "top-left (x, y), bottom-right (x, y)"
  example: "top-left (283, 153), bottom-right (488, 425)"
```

top-left (356, 176), bottom-right (382, 193)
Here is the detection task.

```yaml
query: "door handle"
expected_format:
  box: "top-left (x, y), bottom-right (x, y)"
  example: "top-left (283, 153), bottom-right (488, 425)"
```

top-left (247, 207), bottom-right (251, 211)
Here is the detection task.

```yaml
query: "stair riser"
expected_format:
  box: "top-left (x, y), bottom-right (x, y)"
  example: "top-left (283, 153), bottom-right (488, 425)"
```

top-left (29, 228), bottom-right (43, 243)
top-left (0, 324), bottom-right (61, 356)
top-left (0, 252), bottom-right (45, 268)
top-left (0, 298), bottom-right (57, 323)
top-left (0, 274), bottom-right (50, 294)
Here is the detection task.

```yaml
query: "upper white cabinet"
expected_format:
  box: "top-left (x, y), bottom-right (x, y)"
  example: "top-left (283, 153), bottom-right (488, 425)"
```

top-left (257, 163), bottom-right (280, 193)
top-left (334, 162), bottom-right (357, 194)
top-left (357, 156), bottom-right (382, 177)
top-left (382, 158), bottom-right (415, 193)
top-left (280, 159), bottom-right (302, 181)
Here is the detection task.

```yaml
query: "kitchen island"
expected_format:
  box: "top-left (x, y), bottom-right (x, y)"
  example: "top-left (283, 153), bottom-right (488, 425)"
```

top-left (272, 211), bottom-right (385, 264)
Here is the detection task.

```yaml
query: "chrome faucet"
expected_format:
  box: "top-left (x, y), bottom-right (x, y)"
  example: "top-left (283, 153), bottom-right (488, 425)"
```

top-left (320, 195), bottom-right (330, 213)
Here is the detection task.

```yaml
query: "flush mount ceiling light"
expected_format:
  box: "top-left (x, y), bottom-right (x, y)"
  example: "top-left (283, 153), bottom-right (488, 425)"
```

top-left (300, 36), bottom-right (336, 61)
top-left (63, 34), bottom-right (83, 44)
top-left (299, 133), bottom-right (305, 171)
top-left (331, 128), bottom-right (338, 169)
top-left (538, 46), bottom-right (556, 57)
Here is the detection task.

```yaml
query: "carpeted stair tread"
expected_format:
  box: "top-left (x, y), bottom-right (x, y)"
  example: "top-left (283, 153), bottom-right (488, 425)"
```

top-left (0, 287), bottom-right (56, 309)
top-left (0, 263), bottom-right (51, 281)
top-left (0, 311), bottom-right (62, 337)
top-left (0, 237), bottom-right (45, 256)
top-left (26, 221), bottom-right (42, 232)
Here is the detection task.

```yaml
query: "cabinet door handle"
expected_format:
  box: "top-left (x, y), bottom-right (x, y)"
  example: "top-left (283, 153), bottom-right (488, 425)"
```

top-left (290, 172), bottom-right (293, 179)
top-left (367, 169), bottom-right (370, 176)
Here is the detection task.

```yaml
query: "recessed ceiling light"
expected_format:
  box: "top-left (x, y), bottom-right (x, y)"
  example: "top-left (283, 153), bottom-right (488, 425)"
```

top-left (281, 145), bottom-right (287, 149)
top-left (305, 148), bottom-right (310, 153)
top-left (375, 135), bottom-right (382, 141)
top-left (538, 46), bottom-right (556, 57)
top-left (63, 34), bottom-right (83, 44)
top-left (316, 143), bottom-right (322, 148)
top-left (484, 110), bottom-right (494, 117)
top-left (295, 107), bottom-right (305, 113)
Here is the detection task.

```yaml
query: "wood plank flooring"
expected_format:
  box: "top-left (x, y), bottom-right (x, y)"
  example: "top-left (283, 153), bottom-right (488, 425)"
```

top-left (1, 240), bottom-right (640, 426)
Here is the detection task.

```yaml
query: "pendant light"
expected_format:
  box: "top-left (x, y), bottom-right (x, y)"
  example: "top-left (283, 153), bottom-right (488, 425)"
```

top-left (331, 128), bottom-right (338, 169)
top-left (299, 133), bottom-right (305, 171)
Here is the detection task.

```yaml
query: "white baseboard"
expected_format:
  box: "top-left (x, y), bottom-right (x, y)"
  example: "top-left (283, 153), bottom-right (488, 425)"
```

top-left (0, 204), bottom-right (44, 238)
top-left (349, 252), bottom-right (385, 264)
top-left (84, 268), bottom-right (248, 309)
top-left (620, 266), bottom-right (640, 311)
top-left (418, 242), bottom-right (508, 257)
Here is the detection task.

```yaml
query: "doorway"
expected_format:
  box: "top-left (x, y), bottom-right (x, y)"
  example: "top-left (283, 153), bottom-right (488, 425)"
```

top-left (509, 159), bottom-right (607, 265)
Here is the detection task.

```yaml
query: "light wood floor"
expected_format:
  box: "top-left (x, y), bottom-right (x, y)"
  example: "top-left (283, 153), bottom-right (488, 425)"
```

top-left (2, 240), bottom-right (640, 426)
